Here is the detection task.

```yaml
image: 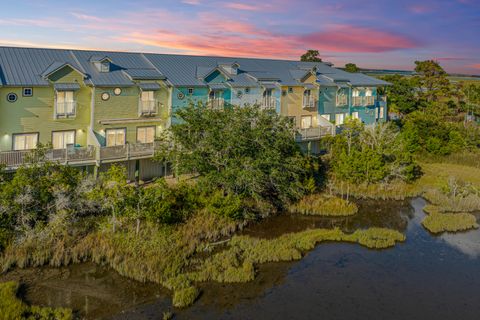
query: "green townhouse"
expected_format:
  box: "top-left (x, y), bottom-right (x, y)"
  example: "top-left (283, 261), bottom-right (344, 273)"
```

top-left (0, 46), bottom-right (389, 177)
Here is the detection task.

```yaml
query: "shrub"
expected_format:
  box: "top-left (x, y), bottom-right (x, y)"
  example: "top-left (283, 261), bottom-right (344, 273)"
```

top-left (172, 286), bottom-right (199, 308)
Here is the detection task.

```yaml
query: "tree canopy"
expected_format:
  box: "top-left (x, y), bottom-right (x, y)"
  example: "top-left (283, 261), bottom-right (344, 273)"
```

top-left (300, 50), bottom-right (322, 62)
top-left (344, 63), bottom-right (359, 73)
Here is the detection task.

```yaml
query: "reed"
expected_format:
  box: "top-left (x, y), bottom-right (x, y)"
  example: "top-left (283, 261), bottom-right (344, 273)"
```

top-left (0, 281), bottom-right (72, 320)
top-left (288, 194), bottom-right (358, 216)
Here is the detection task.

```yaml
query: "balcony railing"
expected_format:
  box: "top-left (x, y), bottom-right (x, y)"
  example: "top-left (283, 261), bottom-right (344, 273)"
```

top-left (336, 95), bottom-right (348, 107)
top-left (261, 97), bottom-right (277, 110)
top-left (295, 126), bottom-right (333, 142)
top-left (0, 146), bottom-right (96, 168)
top-left (55, 101), bottom-right (77, 118)
top-left (139, 100), bottom-right (158, 116)
top-left (208, 98), bottom-right (225, 109)
top-left (302, 97), bottom-right (316, 109)
top-left (352, 96), bottom-right (375, 107)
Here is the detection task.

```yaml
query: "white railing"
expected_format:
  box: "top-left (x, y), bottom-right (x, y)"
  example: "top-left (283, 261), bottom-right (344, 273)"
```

top-left (55, 101), bottom-right (77, 118)
top-left (302, 97), bottom-right (316, 109)
top-left (352, 96), bottom-right (376, 106)
top-left (261, 97), bottom-right (277, 110)
top-left (295, 126), bottom-right (333, 141)
top-left (139, 100), bottom-right (158, 116)
top-left (208, 98), bottom-right (225, 109)
top-left (336, 95), bottom-right (348, 107)
top-left (0, 146), bottom-right (96, 167)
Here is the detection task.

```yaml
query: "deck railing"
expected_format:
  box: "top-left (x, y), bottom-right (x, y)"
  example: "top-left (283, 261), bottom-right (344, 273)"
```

top-left (208, 98), bottom-right (225, 109)
top-left (55, 101), bottom-right (77, 118)
top-left (295, 126), bottom-right (333, 141)
top-left (352, 96), bottom-right (376, 107)
top-left (261, 97), bottom-right (277, 110)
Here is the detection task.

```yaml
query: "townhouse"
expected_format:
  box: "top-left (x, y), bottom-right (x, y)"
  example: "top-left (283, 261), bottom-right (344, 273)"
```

top-left (0, 47), bottom-right (389, 179)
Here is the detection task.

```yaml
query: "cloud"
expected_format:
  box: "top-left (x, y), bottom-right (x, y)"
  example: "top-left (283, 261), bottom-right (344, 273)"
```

top-left (182, 0), bottom-right (201, 5)
top-left (408, 5), bottom-right (433, 14)
top-left (472, 64), bottom-right (480, 69)
top-left (223, 2), bottom-right (264, 11)
top-left (298, 25), bottom-right (419, 53)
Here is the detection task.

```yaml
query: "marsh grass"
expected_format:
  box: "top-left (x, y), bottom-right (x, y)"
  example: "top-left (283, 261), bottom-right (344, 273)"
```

top-left (288, 194), bottom-right (358, 216)
top-left (422, 211), bottom-right (479, 234)
top-left (0, 281), bottom-right (72, 320)
top-left (423, 188), bottom-right (480, 213)
top-left (187, 227), bottom-right (405, 285)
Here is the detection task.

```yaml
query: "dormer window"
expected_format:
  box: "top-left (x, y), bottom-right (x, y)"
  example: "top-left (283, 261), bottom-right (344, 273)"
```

top-left (100, 61), bottom-right (110, 73)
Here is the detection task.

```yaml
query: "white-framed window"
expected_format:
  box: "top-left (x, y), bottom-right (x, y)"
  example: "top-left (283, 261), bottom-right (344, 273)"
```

top-left (100, 61), bottom-right (110, 73)
top-left (375, 107), bottom-right (379, 119)
top-left (335, 113), bottom-right (345, 125)
top-left (336, 93), bottom-right (348, 106)
top-left (140, 90), bottom-right (156, 114)
top-left (55, 91), bottom-right (76, 117)
top-left (352, 89), bottom-right (360, 97)
top-left (52, 130), bottom-right (75, 149)
top-left (365, 88), bottom-right (373, 97)
top-left (188, 88), bottom-right (194, 95)
top-left (301, 115), bottom-right (312, 129)
top-left (13, 133), bottom-right (38, 151)
top-left (106, 128), bottom-right (126, 147)
top-left (23, 88), bottom-right (33, 97)
top-left (137, 126), bottom-right (155, 144)
top-left (352, 111), bottom-right (360, 120)
top-left (321, 114), bottom-right (331, 121)
top-left (288, 87), bottom-right (293, 94)
top-left (379, 107), bottom-right (384, 119)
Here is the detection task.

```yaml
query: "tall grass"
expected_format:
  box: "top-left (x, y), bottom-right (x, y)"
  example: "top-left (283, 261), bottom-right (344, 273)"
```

top-left (0, 281), bottom-right (72, 320)
top-left (288, 194), bottom-right (358, 216)
top-left (422, 212), bottom-right (479, 234)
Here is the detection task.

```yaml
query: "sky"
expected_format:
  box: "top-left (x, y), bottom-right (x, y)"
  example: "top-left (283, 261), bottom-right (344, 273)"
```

top-left (0, 0), bottom-right (479, 74)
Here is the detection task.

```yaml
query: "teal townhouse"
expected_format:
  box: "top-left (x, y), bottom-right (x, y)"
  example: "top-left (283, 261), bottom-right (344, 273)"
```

top-left (0, 46), bottom-right (389, 178)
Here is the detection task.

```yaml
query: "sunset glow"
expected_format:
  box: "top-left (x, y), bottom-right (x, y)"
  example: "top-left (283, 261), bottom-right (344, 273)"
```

top-left (0, 0), bottom-right (479, 74)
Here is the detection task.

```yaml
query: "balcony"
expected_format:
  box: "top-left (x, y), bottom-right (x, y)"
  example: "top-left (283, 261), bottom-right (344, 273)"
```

top-left (295, 126), bottom-right (334, 142)
top-left (0, 142), bottom-right (158, 169)
top-left (139, 100), bottom-right (158, 116)
top-left (261, 97), bottom-right (277, 110)
top-left (352, 96), bottom-right (375, 107)
top-left (336, 95), bottom-right (348, 107)
top-left (208, 98), bottom-right (225, 110)
top-left (55, 101), bottom-right (76, 118)
top-left (0, 145), bottom-right (95, 168)
top-left (302, 97), bottom-right (316, 109)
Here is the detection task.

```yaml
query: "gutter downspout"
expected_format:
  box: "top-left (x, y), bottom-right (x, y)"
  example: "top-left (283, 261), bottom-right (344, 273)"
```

top-left (88, 86), bottom-right (101, 175)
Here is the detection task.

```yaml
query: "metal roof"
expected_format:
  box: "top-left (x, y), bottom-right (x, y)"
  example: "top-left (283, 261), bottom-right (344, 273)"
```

top-left (138, 82), bottom-right (161, 90)
top-left (208, 83), bottom-right (228, 90)
top-left (54, 83), bottom-right (81, 91)
top-left (0, 46), bottom-right (389, 88)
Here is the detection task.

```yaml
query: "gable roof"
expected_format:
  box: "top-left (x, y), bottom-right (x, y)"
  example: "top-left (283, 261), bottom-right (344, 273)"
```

top-left (0, 46), bottom-right (389, 88)
top-left (41, 61), bottom-right (86, 79)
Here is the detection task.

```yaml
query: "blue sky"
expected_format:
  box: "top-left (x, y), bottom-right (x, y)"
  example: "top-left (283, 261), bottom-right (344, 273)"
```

top-left (0, 0), bottom-right (479, 74)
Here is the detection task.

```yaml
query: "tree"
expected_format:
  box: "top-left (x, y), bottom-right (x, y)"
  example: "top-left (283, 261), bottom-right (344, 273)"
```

top-left (414, 60), bottom-right (452, 103)
top-left (156, 104), bottom-right (309, 212)
top-left (300, 50), bottom-right (322, 62)
top-left (344, 63), bottom-right (359, 73)
top-left (382, 74), bottom-right (422, 115)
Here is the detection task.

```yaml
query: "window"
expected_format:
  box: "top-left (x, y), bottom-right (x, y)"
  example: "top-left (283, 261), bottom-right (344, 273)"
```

top-left (301, 116), bottom-right (312, 129)
top-left (114, 88), bottom-right (122, 96)
top-left (188, 88), bottom-right (194, 95)
top-left (52, 131), bottom-right (75, 149)
top-left (321, 114), bottom-right (330, 121)
top-left (352, 111), bottom-right (360, 120)
top-left (56, 91), bottom-right (75, 117)
top-left (137, 126), bottom-right (155, 144)
top-left (288, 87), bottom-right (293, 94)
top-left (13, 133), bottom-right (38, 151)
top-left (23, 88), bottom-right (33, 97)
top-left (101, 92), bottom-right (110, 101)
top-left (335, 113), bottom-right (345, 125)
top-left (379, 107), bottom-right (384, 119)
top-left (140, 91), bottom-right (156, 114)
top-left (100, 61), bottom-right (110, 72)
top-left (106, 128), bottom-right (126, 147)
top-left (375, 107), bottom-right (379, 119)
top-left (7, 93), bottom-right (17, 103)
top-left (336, 93), bottom-right (347, 106)
top-left (245, 88), bottom-right (250, 94)
top-left (352, 89), bottom-right (360, 97)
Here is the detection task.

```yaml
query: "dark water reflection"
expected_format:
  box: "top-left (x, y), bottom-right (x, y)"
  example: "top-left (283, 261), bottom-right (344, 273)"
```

top-left (2, 198), bottom-right (480, 320)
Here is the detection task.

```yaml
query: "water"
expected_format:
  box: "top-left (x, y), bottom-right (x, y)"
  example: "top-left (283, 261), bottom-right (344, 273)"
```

top-left (2, 198), bottom-right (480, 320)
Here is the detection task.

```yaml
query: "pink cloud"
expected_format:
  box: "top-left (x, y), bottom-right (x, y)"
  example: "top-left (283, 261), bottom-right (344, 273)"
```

top-left (298, 25), bottom-right (419, 53)
top-left (472, 64), bottom-right (480, 69)
top-left (223, 2), bottom-right (260, 11)
top-left (409, 5), bottom-right (432, 14)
